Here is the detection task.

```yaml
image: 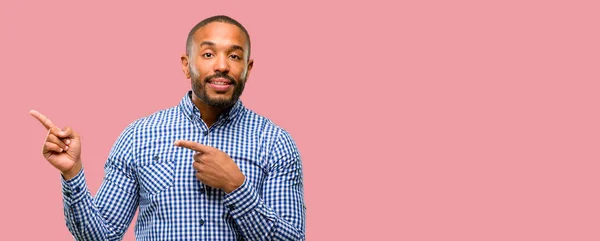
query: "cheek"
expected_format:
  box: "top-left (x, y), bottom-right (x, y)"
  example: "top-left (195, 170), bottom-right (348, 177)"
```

top-left (192, 61), bottom-right (209, 74)
top-left (191, 66), bottom-right (208, 80)
top-left (233, 67), bottom-right (248, 80)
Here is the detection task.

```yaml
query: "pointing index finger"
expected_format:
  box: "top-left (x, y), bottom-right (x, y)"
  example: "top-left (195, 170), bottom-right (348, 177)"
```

top-left (29, 109), bottom-right (55, 130)
top-left (174, 140), bottom-right (210, 153)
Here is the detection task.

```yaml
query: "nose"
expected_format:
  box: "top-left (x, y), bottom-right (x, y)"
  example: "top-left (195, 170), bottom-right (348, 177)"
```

top-left (213, 54), bottom-right (230, 73)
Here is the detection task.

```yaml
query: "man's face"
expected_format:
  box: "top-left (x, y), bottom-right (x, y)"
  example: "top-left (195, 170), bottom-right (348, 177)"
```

top-left (184, 22), bottom-right (253, 108)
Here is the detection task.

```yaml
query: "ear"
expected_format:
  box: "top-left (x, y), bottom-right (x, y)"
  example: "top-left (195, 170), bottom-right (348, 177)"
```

top-left (245, 58), bottom-right (254, 81)
top-left (181, 54), bottom-right (191, 79)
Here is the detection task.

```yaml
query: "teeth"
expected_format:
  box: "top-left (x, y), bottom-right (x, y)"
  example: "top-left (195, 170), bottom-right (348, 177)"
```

top-left (213, 82), bottom-right (228, 85)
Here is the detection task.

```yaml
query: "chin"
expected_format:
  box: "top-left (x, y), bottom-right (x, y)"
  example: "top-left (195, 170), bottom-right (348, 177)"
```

top-left (208, 93), bottom-right (233, 100)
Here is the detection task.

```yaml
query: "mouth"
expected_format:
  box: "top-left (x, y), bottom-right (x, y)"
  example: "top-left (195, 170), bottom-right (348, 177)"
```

top-left (208, 78), bottom-right (233, 92)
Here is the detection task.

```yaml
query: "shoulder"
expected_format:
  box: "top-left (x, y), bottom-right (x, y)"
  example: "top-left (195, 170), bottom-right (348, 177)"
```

top-left (243, 108), bottom-right (293, 138)
top-left (131, 106), bottom-right (181, 129)
top-left (242, 108), bottom-right (300, 158)
top-left (118, 106), bottom-right (182, 135)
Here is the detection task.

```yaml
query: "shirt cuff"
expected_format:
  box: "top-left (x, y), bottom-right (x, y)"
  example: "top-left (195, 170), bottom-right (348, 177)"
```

top-left (61, 167), bottom-right (88, 205)
top-left (222, 178), bottom-right (260, 219)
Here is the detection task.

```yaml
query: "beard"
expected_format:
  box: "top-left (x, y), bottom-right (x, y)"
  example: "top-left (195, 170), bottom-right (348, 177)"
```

top-left (190, 70), bottom-right (246, 109)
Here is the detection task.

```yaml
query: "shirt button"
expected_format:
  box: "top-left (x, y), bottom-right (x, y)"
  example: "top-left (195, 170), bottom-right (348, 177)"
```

top-left (203, 131), bottom-right (209, 136)
top-left (153, 155), bottom-right (159, 161)
top-left (199, 219), bottom-right (205, 226)
top-left (199, 187), bottom-right (205, 193)
top-left (64, 191), bottom-right (71, 197)
top-left (227, 204), bottom-right (235, 209)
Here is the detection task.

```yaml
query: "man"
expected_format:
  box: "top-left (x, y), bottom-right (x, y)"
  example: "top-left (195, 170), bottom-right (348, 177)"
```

top-left (30, 15), bottom-right (306, 241)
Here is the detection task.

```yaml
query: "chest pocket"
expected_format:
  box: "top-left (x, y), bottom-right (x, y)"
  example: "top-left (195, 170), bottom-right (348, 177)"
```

top-left (137, 152), bottom-right (175, 196)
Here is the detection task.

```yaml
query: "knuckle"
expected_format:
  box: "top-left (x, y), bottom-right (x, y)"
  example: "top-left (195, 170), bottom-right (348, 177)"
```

top-left (51, 128), bottom-right (60, 135)
top-left (48, 134), bottom-right (59, 142)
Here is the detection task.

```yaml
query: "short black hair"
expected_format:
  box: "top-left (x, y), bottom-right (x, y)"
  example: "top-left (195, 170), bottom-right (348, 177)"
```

top-left (186, 15), bottom-right (251, 59)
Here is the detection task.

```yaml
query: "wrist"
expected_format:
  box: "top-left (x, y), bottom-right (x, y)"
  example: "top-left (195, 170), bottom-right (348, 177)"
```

top-left (224, 173), bottom-right (245, 193)
top-left (62, 162), bottom-right (82, 181)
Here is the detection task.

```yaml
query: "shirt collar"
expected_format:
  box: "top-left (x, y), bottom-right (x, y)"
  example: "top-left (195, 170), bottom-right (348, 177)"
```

top-left (179, 90), bottom-right (244, 123)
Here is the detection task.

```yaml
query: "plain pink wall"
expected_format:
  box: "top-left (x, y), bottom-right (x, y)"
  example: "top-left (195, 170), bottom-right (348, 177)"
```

top-left (1, 0), bottom-right (599, 240)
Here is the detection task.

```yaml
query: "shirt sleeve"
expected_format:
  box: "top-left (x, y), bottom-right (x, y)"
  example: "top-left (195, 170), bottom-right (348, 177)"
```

top-left (62, 123), bottom-right (140, 241)
top-left (222, 129), bottom-right (306, 240)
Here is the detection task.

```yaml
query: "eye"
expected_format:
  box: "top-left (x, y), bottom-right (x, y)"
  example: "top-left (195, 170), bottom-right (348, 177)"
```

top-left (230, 54), bottom-right (241, 60)
top-left (202, 53), bottom-right (214, 58)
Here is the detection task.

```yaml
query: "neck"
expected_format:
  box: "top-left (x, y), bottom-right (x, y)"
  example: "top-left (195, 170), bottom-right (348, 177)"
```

top-left (191, 94), bottom-right (230, 128)
top-left (192, 93), bottom-right (229, 127)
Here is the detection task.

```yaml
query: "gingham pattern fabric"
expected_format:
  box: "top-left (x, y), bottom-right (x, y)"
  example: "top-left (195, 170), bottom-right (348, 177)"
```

top-left (60, 91), bottom-right (306, 240)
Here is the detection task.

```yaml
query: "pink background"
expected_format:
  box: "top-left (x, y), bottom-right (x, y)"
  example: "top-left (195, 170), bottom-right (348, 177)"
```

top-left (1, 0), bottom-right (599, 240)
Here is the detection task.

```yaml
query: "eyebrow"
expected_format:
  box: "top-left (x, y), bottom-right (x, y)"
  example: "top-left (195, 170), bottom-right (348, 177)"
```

top-left (199, 41), bottom-right (245, 53)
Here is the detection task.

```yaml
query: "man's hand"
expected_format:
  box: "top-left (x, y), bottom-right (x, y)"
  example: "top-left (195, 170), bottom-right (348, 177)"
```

top-left (30, 110), bottom-right (82, 180)
top-left (174, 140), bottom-right (245, 193)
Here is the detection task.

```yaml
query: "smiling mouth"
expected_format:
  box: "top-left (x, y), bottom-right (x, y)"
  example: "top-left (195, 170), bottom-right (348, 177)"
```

top-left (208, 78), bottom-right (233, 92)
top-left (211, 81), bottom-right (230, 85)
top-left (208, 77), bottom-right (233, 84)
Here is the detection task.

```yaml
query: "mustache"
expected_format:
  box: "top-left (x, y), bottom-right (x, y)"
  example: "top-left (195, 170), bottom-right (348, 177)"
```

top-left (204, 72), bottom-right (236, 85)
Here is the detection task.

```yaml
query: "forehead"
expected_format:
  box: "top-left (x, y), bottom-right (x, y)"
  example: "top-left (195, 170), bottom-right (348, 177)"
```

top-left (193, 22), bottom-right (248, 48)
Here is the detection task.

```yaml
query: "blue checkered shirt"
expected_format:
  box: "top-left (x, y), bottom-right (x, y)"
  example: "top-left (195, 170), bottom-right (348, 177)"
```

top-left (60, 91), bottom-right (306, 240)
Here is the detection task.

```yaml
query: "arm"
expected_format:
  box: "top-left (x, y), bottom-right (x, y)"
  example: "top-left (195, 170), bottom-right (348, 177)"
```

top-left (222, 130), bottom-right (306, 240)
top-left (62, 124), bottom-right (140, 241)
